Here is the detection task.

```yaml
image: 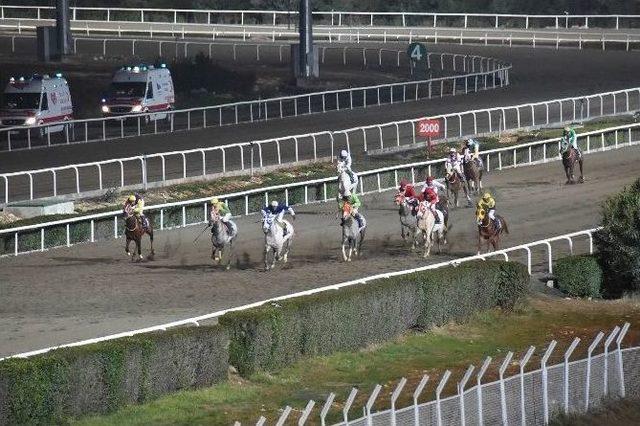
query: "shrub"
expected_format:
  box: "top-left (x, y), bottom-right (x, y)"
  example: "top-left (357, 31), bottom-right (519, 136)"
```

top-left (220, 261), bottom-right (528, 376)
top-left (594, 178), bottom-right (640, 298)
top-left (0, 326), bottom-right (228, 425)
top-left (555, 255), bottom-right (602, 298)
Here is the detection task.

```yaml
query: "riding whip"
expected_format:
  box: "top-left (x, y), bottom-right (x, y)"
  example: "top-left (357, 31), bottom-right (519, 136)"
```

top-left (193, 223), bottom-right (210, 243)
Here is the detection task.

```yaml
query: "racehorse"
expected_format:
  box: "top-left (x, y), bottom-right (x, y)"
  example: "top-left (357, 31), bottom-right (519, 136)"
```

top-left (462, 152), bottom-right (484, 194)
top-left (341, 202), bottom-right (365, 262)
top-left (475, 205), bottom-right (509, 254)
top-left (123, 208), bottom-right (154, 261)
top-left (416, 202), bottom-right (447, 258)
top-left (445, 172), bottom-right (471, 208)
top-left (210, 211), bottom-right (237, 270)
top-left (261, 213), bottom-right (294, 271)
top-left (338, 164), bottom-right (358, 197)
top-left (394, 193), bottom-right (418, 249)
top-left (562, 146), bottom-right (584, 184)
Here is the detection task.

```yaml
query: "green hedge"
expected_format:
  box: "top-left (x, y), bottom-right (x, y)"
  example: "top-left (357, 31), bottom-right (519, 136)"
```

top-left (0, 326), bottom-right (228, 425)
top-left (555, 255), bottom-right (603, 298)
top-left (220, 261), bottom-right (528, 376)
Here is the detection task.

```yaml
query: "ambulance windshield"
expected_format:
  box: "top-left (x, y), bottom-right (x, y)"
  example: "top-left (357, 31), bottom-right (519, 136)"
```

top-left (2, 92), bottom-right (41, 110)
top-left (109, 82), bottom-right (146, 98)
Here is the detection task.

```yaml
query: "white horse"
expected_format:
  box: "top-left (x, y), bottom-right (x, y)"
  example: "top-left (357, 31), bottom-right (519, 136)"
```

top-left (340, 203), bottom-right (365, 262)
top-left (394, 193), bottom-right (418, 250)
top-left (338, 163), bottom-right (358, 197)
top-left (416, 201), bottom-right (447, 258)
top-left (210, 211), bottom-right (237, 270)
top-left (261, 212), bottom-right (294, 270)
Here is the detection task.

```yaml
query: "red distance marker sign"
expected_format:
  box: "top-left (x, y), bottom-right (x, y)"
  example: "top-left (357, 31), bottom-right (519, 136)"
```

top-left (417, 119), bottom-right (441, 138)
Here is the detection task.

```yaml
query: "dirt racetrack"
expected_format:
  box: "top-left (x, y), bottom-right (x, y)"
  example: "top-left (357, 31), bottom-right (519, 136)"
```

top-left (1, 145), bottom-right (638, 357)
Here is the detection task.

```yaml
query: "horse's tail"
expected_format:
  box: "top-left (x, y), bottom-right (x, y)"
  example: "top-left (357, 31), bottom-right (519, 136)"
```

top-left (500, 216), bottom-right (509, 234)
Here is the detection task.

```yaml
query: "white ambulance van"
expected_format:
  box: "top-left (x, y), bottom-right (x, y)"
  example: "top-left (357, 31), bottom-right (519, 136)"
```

top-left (101, 64), bottom-right (175, 121)
top-left (0, 74), bottom-right (73, 134)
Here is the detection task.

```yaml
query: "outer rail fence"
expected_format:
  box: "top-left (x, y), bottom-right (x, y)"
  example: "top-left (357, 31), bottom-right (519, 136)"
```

top-left (257, 324), bottom-right (634, 426)
top-left (0, 40), bottom-right (510, 152)
top-left (0, 89), bottom-right (638, 207)
top-left (3, 5), bottom-right (640, 30)
top-left (0, 226), bottom-right (606, 361)
top-left (3, 116), bottom-right (638, 257)
top-left (3, 21), bottom-right (640, 51)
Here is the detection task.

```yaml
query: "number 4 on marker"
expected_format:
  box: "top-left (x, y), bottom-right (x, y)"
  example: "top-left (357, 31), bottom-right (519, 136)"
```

top-left (410, 44), bottom-right (423, 61)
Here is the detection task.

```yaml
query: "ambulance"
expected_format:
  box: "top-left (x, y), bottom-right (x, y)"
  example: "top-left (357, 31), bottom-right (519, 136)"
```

top-left (101, 64), bottom-right (175, 121)
top-left (0, 74), bottom-right (73, 134)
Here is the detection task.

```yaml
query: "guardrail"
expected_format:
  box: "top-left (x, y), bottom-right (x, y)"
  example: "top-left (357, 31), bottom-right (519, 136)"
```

top-left (0, 40), bottom-right (509, 152)
top-left (0, 87), bottom-right (636, 207)
top-left (0, 226), bottom-right (601, 360)
top-left (2, 5), bottom-right (640, 30)
top-left (2, 117), bottom-right (638, 257)
top-left (4, 21), bottom-right (640, 51)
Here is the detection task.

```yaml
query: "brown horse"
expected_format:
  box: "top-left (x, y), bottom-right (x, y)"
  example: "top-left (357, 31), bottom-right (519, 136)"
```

top-left (445, 172), bottom-right (471, 208)
top-left (463, 155), bottom-right (483, 194)
top-left (124, 212), bottom-right (154, 261)
top-left (562, 147), bottom-right (584, 184)
top-left (475, 206), bottom-right (508, 254)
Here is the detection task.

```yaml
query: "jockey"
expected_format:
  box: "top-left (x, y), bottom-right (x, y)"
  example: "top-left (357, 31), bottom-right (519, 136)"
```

top-left (262, 200), bottom-right (295, 235)
top-left (561, 126), bottom-right (582, 159)
top-left (123, 193), bottom-right (149, 230)
top-left (421, 176), bottom-right (446, 199)
top-left (464, 138), bottom-right (483, 168)
top-left (210, 197), bottom-right (237, 236)
top-left (477, 192), bottom-right (501, 230)
top-left (445, 148), bottom-right (466, 182)
top-left (339, 194), bottom-right (366, 231)
top-left (398, 178), bottom-right (420, 214)
top-left (337, 149), bottom-right (356, 184)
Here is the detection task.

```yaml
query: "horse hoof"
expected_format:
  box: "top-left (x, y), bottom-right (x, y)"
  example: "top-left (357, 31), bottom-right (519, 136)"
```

top-left (125, 252), bottom-right (130, 257)
top-left (225, 264), bottom-right (231, 270)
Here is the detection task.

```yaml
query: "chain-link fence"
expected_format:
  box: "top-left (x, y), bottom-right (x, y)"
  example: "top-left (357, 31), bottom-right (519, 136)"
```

top-left (251, 323), bottom-right (634, 426)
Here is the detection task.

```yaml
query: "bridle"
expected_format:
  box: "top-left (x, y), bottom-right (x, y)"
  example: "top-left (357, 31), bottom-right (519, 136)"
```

top-left (124, 214), bottom-right (138, 232)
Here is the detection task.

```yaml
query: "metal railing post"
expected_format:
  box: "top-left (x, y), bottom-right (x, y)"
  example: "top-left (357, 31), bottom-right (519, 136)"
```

top-left (604, 326), bottom-right (620, 396)
top-left (476, 357), bottom-right (492, 426)
top-left (585, 331), bottom-right (604, 411)
top-left (542, 340), bottom-right (558, 425)
top-left (390, 378), bottom-right (407, 426)
top-left (563, 338), bottom-right (580, 414)
top-left (499, 352), bottom-right (514, 425)
top-left (413, 375), bottom-right (429, 425)
top-left (458, 365), bottom-right (474, 426)
top-left (435, 370), bottom-right (451, 426)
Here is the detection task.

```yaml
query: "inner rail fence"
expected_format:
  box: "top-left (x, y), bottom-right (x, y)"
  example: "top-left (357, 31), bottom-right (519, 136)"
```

top-left (254, 323), bottom-right (634, 426)
top-left (0, 39), bottom-right (509, 152)
top-left (2, 115), bottom-right (638, 257)
top-left (0, 88), bottom-right (637, 208)
top-left (0, 225), bottom-right (608, 361)
top-left (3, 5), bottom-right (640, 30)
top-left (3, 21), bottom-right (640, 51)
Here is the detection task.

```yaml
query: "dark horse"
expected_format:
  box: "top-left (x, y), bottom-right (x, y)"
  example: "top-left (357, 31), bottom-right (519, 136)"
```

top-left (475, 206), bottom-right (509, 254)
top-left (562, 146), bottom-right (584, 184)
top-left (124, 211), bottom-right (154, 261)
top-left (445, 172), bottom-right (471, 208)
top-left (463, 155), bottom-right (484, 194)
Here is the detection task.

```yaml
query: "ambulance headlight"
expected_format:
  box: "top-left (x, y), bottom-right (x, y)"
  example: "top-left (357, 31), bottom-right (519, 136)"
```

top-left (101, 105), bottom-right (110, 113)
top-left (132, 105), bottom-right (143, 112)
top-left (25, 117), bottom-right (37, 125)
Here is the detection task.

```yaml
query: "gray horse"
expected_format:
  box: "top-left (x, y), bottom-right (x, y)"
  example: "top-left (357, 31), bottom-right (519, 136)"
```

top-left (210, 212), bottom-right (237, 270)
top-left (341, 203), bottom-right (365, 261)
top-left (394, 193), bottom-right (418, 249)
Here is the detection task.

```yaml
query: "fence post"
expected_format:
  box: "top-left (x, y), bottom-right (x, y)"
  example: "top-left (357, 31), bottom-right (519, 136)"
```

top-left (563, 337), bottom-right (580, 414)
top-left (519, 346), bottom-right (536, 426)
top-left (343, 388), bottom-right (358, 425)
top-left (320, 393), bottom-right (336, 426)
top-left (365, 384), bottom-right (382, 426)
top-left (458, 365), bottom-right (475, 426)
top-left (298, 400), bottom-right (315, 425)
top-left (390, 378), bottom-right (407, 426)
top-left (616, 322), bottom-right (630, 398)
top-left (542, 340), bottom-right (558, 425)
top-left (436, 370), bottom-right (451, 426)
top-left (275, 406), bottom-right (292, 426)
top-left (499, 352), bottom-right (514, 425)
top-left (585, 331), bottom-right (605, 411)
top-left (604, 326), bottom-right (620, 396)
top-left (476, 356), bottom-right (492, 426)
top-left (413, 375), bottom-right (429, 425)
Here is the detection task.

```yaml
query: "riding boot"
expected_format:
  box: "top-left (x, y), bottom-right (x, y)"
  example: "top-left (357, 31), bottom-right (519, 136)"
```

top-left (355, 213), bottom-right (366, 231)
top-left (493, 217), bottom-right (501, 230)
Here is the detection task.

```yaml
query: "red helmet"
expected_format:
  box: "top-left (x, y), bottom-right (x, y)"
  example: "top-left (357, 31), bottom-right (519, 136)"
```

top-left (426, 176), bottom-right (434, 184)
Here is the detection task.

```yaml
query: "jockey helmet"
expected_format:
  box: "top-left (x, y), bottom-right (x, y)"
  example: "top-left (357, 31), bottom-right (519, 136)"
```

top-left (426, 176), bottom-right (434, 184)
top-left (211, 197), bottom-right (220, 205)
top-left (482, 192), bottom-right (492, 201)
top-left (563, 126), bottom-right (570, 133)
top-left (449, 147), bottom-right (457, 154)
top-left (466, 139), bottom-right (474, 146)
top-left (128, 195), bottom-right (136, 202)
top-left (340, 149), bottom-right (348, 159)
top-left (270, 200), bottom-right (279, 208)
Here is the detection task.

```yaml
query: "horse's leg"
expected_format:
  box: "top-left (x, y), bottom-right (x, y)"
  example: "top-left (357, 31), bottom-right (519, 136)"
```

top-left (125, 237), bottom-right (131, 257)
top-left (477, 231), bottom-right (482, 255)
top-left (578, 158), bottom-right (585, 183)
top-left (148, 230), bottom-right (154, 256)
top-left (135, 238), bottom-right (142, 261)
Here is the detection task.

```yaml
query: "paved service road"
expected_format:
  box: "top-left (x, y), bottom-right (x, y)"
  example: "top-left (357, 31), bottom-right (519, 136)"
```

top-left (1, 145), bottom-right (638, 357)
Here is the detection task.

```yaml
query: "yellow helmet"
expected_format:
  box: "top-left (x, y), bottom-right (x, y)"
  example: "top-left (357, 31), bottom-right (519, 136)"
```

top-left (211, 197), bottom-right (220, 205)
top-left (128, 195), bottom-right (136, 202)
top-left (482, 192), bottom-right (492, 200)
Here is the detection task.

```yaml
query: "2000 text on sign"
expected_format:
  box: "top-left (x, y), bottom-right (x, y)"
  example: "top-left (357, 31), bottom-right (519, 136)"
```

top-left (417, 119), bottom-right (441, 138)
